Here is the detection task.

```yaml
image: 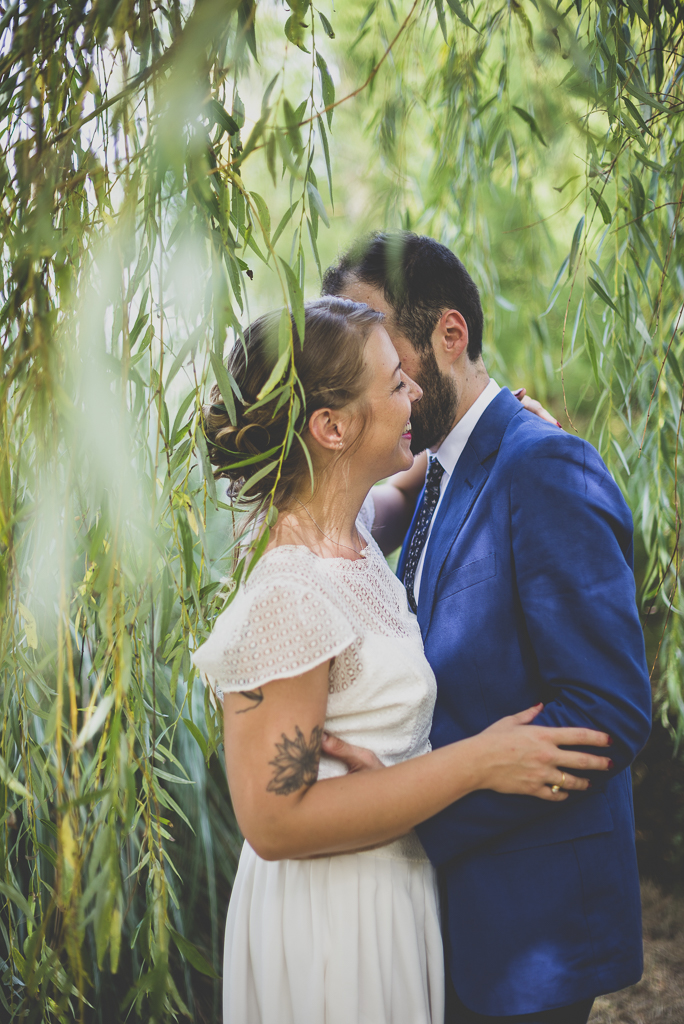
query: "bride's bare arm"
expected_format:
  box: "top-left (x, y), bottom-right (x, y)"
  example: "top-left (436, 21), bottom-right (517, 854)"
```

top-left (223, 666), bottom-right (612, 861)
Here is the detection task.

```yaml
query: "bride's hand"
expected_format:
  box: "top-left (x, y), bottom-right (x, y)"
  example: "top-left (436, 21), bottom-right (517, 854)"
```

top-left (512, 387), bottom-right (561, 427)
top-left (471, 704), bottom-right (613, 801)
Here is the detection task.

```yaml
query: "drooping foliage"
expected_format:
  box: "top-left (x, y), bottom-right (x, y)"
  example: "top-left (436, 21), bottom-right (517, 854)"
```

top-left (1, 1), bottom-right (683, 1020)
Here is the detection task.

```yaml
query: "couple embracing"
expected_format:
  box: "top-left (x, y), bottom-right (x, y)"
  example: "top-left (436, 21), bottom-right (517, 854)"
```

top-left (193, 233), bottom-right (651, 1024)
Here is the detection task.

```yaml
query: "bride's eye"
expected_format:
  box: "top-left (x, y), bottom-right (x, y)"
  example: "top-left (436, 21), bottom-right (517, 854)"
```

top-left (394, 380), bottom-right (406, 392)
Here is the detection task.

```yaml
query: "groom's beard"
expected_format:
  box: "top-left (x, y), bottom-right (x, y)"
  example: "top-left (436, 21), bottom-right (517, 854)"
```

top-left (409, 347), bottom-right (458, 454)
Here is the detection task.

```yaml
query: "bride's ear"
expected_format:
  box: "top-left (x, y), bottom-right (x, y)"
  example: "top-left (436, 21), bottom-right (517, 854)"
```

top-left (307, 407), bottom-right (348, 451)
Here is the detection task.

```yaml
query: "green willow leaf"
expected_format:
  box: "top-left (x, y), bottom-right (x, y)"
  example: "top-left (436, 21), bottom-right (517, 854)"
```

top-left (588, 276), bottom-right (620, 314)
top-left (568, 216), bottom-right (584, 277)
top-left (306, 181), bottom-right (330, 228)
top-left (315, 51), bottom-right (335, 128)
top-left (512, 105), bottom-right (547, 146)
top-left (168, 927), bottom-right (220, 978)
top-left (206, 99), bottom-right (240, 137)
top-left (279, 258), bottom-right (306, 343)
top-left (209, 352), bottom-right (237, 424)
top-left (445, 0), bottom-right (479, 31)
top-left (318, 11), bottom-right (335, 37)
top-left (590, 187), bottom-right (612, 224)
top-left (237, 459), bottom-right (279, 500)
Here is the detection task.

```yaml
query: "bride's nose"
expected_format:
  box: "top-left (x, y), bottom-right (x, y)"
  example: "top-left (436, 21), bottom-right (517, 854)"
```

top-left (407, 375), bottom-right (423, 403)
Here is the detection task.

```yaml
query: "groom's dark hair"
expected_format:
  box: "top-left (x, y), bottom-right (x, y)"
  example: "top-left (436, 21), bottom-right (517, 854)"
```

top-left (322, 232), bottom-right (484, 362)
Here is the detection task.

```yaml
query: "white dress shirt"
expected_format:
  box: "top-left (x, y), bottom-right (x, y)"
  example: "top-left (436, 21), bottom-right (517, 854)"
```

top-left (413, 378), bottom-right (501, 603)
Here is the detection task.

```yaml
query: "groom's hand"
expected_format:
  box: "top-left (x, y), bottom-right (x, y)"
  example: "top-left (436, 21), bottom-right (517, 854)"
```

top-left (321, 732), bottom-right (384, 772)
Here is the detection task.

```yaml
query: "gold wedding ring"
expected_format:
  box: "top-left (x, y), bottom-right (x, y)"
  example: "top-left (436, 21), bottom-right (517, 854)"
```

top-left (551, 772), bottom-right (566, 794)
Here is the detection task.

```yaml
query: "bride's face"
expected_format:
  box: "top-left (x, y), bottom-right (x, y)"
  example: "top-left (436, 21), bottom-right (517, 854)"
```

top-left (350, 325), bottom-right (422, 480)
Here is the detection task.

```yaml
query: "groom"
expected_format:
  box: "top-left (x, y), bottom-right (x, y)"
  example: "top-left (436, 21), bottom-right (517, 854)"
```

top-left (321, 233), bottom-right (652, 1024)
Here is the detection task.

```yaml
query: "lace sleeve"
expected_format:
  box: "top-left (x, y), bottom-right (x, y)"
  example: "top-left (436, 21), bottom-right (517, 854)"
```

top-left (357, 491), bottom-right (376, 533)
top-left (191, 574), bottom-right (356, 694)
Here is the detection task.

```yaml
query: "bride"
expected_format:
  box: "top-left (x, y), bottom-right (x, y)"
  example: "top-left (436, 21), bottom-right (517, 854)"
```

top-left (192, 297), bottom-right (612, 1024)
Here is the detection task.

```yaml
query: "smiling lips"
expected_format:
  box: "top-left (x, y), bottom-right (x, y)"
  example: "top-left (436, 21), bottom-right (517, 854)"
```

top-left (402, 421), bottom-right (412, 439)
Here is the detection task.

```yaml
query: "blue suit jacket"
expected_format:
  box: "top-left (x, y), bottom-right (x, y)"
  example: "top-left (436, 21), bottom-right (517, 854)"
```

top-left (398, 388), bottom-right (651, 1016)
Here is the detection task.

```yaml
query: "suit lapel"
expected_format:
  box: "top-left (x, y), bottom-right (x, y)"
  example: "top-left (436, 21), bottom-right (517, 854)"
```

top-left (416, 445), bottom-right (488, 633)
top-left (416, 388), bottom-right (524, 635)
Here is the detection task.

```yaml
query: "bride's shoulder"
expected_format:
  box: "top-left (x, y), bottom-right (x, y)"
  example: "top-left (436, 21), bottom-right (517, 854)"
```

top-left (223, 544), bottom-right (338, 618)
top-left (192, 546), bottom-right (355, 693)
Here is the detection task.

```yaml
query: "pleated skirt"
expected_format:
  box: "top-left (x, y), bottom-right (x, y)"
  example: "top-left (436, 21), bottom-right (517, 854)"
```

top-left (223, 833), bottom-right (444, 1024)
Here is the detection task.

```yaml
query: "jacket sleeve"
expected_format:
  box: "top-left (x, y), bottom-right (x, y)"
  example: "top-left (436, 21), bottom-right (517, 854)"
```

top-left (415, 433), bottom-right (652, 867)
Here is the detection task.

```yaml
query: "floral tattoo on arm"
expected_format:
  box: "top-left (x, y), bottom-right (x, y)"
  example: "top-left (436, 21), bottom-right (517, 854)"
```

top-left (266, 725), bottom-right (323, 796)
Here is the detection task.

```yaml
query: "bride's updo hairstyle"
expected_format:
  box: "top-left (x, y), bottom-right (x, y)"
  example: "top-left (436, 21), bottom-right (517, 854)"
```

top-left (203, 297), bottom-right (384, 509)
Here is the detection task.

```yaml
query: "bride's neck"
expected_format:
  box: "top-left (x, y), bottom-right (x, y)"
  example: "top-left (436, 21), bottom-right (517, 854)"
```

top-left (273, 470), bottom-right (369, 554)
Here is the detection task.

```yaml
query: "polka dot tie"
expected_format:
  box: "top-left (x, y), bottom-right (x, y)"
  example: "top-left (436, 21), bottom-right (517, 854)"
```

top-left (403, 457), bottom-right (445, 614)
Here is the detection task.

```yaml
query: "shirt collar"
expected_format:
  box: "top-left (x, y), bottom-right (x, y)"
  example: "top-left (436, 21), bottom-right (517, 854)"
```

top-left (433, 378), bottom-right (501, 478)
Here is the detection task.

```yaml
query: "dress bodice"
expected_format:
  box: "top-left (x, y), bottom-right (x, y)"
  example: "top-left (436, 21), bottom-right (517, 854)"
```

top-left (192, 500), bottom-right (437, 780)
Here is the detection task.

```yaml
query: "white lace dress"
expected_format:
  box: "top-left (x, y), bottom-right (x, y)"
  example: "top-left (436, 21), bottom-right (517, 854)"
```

top-left (192, 501), bottom-right (444, 1024)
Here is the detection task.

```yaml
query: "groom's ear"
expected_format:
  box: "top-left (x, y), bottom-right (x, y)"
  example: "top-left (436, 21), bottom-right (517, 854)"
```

top-left (435, 309), bottom-right (469, 362)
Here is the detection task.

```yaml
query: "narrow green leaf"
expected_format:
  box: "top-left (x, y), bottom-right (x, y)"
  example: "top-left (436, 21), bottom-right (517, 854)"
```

top-left (306, 181), bottom-right (330, 228)
top-left (182, 717), bottom-right (208, 759)
top-left (169, 927), bottom-right (220, 979)
top-left (0, 880), bottom-right (34, 922)
top-left (279, 258), bottom-right (306, 343)
top-left (245, 525), bottom-right (270, 580)
top-left (0, 753), bottom-right (30, 800)
top-left (623, 0), bottom-right (650, 25)
top-left (236, 116), bottom-right (267, 165)
top-left (237, 459), bottom-right (279, 500)
top-left (257, 349), bottom-right (290, 400)
top-left (318, 11), bottom-right (335, 37)
top-left (283, 98), bottom-right (304, 156)
top-left (295, 432), bottom-right (315, 493)
top-left (434, 0), bottom-right (448, 41)
top-left (635, 222), bottom-right (665, 272)
top-left (588, 276), bottom-right (620, 314)
top-left (271, 201), bottom-right (298, 250)
top-left (625, 79), bottom-right (668, 112)
top-left (177, 511), bottom-right (194, 586)
top-left (209, 352), bottom-right (237, 424)
top-left (171, 389), bottom-right (196, 445)
top-left (512, 105), bottom-right (547, 146)
top-left (665, 344), bottom-right (684, 388)
top-left (249, 190), bottom-right (271, 240)
top-left (568, 215), bottom-right (584, 277)
top-left (445, 0), bottom-right (479, 31)
top-left (206, 99), bottom-right (240, 136)
top-left (74, 692), bottom-right (115, 750)
top-left (622, 97), bottom-right (652, 136)
top-left (584, 322), bottom-right (601, 387)
top-left (590, 187), bottom-right (612, 224)
top-left (318, 119), bottom-right (334, 207)
top-left (195, 425), bottom-right (218, 508)
top-left (315, 51), bottom-right (335, 128)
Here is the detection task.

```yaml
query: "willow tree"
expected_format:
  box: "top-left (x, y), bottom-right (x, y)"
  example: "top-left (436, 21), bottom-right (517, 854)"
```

top-left (1, 1), bottom-right (683, 1021)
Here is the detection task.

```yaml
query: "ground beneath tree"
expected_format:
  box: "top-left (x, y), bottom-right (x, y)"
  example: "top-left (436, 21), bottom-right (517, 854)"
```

top-left (589, 882), bottom-right (684, 1024)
